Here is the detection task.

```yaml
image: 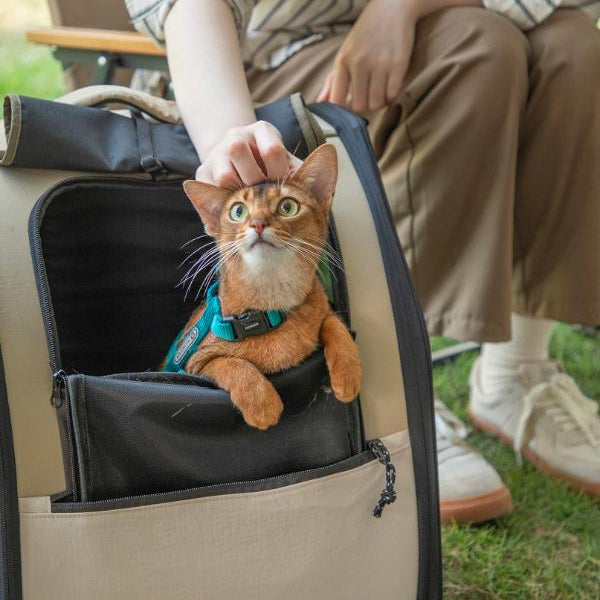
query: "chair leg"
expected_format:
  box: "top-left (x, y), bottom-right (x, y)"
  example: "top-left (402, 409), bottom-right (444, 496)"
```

top-left (431, 342), bottom-right (480, 366)
top-left (92, 53), bottom-right (119, 85)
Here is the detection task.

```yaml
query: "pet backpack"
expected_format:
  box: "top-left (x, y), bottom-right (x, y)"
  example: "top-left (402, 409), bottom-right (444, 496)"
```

top-left (0, 86), bottom-right (440, 600)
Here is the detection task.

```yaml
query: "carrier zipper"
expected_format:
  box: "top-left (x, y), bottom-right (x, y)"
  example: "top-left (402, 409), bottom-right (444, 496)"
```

top-left (54, 439), bottom-right (396, 514)
top-left (51, 370), bottom-right (80, 501)
top-left (51, 369), bottom-right (67, 408)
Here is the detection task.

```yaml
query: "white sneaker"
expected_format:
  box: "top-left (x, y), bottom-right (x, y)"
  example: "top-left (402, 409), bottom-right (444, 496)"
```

top-left (435, 399), bottom-right (513, 524)
top-left (469, 358), bottom-right (600, 497)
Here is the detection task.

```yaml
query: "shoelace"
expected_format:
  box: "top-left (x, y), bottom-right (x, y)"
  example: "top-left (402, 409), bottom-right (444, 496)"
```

top-left (434, 398), bottom-right (470, 442)
top-left (513, 373), bottom-right (600, 465)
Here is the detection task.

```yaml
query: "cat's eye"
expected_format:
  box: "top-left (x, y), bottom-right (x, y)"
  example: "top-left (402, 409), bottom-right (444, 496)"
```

top-left (229, 202), bottom-right (249, 222)
top-left (277, 198), bottom-right (300, 217)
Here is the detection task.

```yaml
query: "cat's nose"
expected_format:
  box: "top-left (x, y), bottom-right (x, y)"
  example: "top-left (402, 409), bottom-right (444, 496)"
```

top-left (250, 217), bottom-right (267, 236)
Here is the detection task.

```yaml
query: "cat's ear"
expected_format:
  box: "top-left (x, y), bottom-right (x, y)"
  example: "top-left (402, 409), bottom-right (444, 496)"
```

top-left (289, 143), bottom-right (338, 210)
top-left (182, 180), bottom-right (231, 235)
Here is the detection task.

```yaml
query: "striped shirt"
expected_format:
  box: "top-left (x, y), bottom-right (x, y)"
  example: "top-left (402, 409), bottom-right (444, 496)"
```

top-left (125, 0), bottom-right (600, 70)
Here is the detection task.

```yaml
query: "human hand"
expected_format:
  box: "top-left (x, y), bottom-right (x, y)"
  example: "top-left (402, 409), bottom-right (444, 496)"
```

top-left (317, 0), bottom-right (418, 112)
top-left (195, 121), bottom-right (302, 188)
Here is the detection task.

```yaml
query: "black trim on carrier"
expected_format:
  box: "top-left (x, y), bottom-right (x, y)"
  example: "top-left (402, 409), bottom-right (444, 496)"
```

top-left (0, 346), bottom-right (22, 600)
top-left (310, 103), bottom-right (441, 600)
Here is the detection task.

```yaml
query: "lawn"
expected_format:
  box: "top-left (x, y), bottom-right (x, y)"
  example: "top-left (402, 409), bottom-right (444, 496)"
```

top-left (433, 327), bottom-right (600, 600)
top-left (1, 7), bottom-right (599, 600)
top-left (0, 0), bottom-right (64, 100)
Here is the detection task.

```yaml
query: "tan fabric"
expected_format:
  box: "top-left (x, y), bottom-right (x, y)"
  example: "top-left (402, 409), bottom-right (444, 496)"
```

top-left (20, 431), bottom-right (417, 600)
top-left (247, 7), bottom-right (600, 342)
top-left (318, 119), bottom-right (407, 436)
top-left (0, 166), bottom-right (68, 497)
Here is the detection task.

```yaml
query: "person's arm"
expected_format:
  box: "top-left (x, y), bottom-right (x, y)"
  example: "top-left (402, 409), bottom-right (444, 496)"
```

top-left (163, 0), bottom-right (297, 187)
top-left (317, 0), bottom-right (482, 113)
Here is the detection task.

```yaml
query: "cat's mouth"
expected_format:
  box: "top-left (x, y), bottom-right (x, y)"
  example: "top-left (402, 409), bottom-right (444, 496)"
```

top-left (243, 227), bottom-right (285, 253)
top-left (254, 237), bottom-right (275, 246)
top-left (248, 238), bottom-right (276, 249)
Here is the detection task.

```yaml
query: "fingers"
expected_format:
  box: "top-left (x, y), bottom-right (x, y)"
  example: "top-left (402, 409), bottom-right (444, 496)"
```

top-left (196, 121), bottom-right (298, 188)
top-left (386, 58), bottom-right (408, 104)
top-left (386, 29), bottom-right (414, 104)
top-left (227, 137), bottom-right (265, 186)
top-left (317, 72), bottom-right (332, 102)
top-left (253, 121), bottom-right (289, 181)
top-left (349, 60), bottom-right (369, 113)
top-left (196, 160), bottom-right (240, 188)
top-left (329, 63), bottom-right (351, 107)
top-left (368, 66), bottom-right (388, 112)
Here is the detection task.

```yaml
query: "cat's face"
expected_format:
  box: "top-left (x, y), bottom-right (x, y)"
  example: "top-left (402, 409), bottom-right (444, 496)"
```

top-left (183, 144), bottom-right (338, 280)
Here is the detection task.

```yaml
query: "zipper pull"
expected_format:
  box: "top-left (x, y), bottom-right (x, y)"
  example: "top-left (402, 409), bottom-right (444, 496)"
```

top-left (51, 370), bottom-right (67, 408)
top-left (368, 439), bottom-right (397, 518)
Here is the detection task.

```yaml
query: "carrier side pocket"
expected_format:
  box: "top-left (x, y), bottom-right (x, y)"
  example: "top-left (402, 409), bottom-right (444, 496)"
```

top-left (65, 349), bottom-right (361, 501)
top-left (20, 432), bottom-right (415, 600)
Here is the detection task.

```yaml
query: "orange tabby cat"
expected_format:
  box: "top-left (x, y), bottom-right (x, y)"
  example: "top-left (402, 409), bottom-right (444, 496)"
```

top-left (178, 143), bottom-right (361, 429)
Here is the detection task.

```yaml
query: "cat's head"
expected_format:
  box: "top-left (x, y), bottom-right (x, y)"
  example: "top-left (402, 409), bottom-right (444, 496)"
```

top-left (183, 143), bottom-right (338, 283)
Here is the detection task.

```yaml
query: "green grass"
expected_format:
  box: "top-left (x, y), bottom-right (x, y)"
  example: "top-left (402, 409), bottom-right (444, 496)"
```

top-left (434, 324), bottom-right (600, 600)
top-left (0, 30), bottom-right (64, 99)
top-left (1, 24), bottom-right (599, 600)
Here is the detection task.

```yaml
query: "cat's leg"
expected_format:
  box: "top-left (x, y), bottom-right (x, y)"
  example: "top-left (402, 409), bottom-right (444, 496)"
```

top-left (198, 356), bottom-right (284, 430)
top-left (320, 314), bottom-right (361, 403)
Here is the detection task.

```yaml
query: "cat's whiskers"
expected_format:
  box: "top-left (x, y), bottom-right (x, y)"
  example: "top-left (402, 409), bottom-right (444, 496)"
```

top-left (178, 241), bottom-right (240, 298)
top-left (280, 243), bottom-right (318, 274)
top-left (180, 231), bottom-right (236, 250)
top-left (282, 240), bottom-right (320, 271)
top-left (296, 236), bottom-right (345, 271)
top-left (196, 245), bottom-right (242, 300)
top-left (178, 232), bottom-right (239, 270)
top-left (178, 242), bottom-right (236, 286)
top-left (284, 237), bottom-right (342, 284)
top-left (179, 234), bottom-right (210, 250)
top-left (184, 245), bottom-right (239, 302)
top-left (178, 241), bottom-right (217, 269)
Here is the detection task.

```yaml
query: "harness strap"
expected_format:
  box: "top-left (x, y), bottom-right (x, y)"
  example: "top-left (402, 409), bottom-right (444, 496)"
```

top-left (162, 281), bottom-right (287, 373)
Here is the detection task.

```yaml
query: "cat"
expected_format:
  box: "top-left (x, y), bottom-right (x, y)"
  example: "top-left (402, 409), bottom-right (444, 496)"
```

top-left (174, 143), bottom-right (361, 430)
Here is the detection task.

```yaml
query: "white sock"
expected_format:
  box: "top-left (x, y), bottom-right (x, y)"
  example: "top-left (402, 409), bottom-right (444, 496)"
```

top-left (480, 313), bottom-right (555, 395)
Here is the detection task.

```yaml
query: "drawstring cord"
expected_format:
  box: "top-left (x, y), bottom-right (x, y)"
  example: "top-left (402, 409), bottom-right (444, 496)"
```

top-left (368, 439), bottom-right (397, 517)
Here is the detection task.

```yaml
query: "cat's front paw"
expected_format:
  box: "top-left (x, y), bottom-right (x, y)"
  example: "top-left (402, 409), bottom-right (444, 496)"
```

top-left (326, 347), bottom-right (362, 403)
top-left (231, 378), bottom-right (284, 430)
top-left (330, 365), bottom-right (361, 403)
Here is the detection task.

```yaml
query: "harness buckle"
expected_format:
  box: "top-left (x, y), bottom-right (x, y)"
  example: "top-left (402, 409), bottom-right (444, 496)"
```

top-left (222, 310), bottom-right (271, 340)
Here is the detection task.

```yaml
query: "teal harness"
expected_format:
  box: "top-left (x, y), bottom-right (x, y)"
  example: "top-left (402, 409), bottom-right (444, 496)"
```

top-left (162, 281), bottom-right (287, 373)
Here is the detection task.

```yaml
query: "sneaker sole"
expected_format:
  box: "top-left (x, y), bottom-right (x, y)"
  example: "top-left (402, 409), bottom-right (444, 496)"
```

top-left (440, 485), bottom-right (513, 525)
top-left (469, 409), bottom-right (600, 498)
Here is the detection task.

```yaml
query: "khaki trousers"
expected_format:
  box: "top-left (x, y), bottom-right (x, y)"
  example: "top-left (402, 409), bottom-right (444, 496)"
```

top-left (246, 7), bottom-right (600, 342)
